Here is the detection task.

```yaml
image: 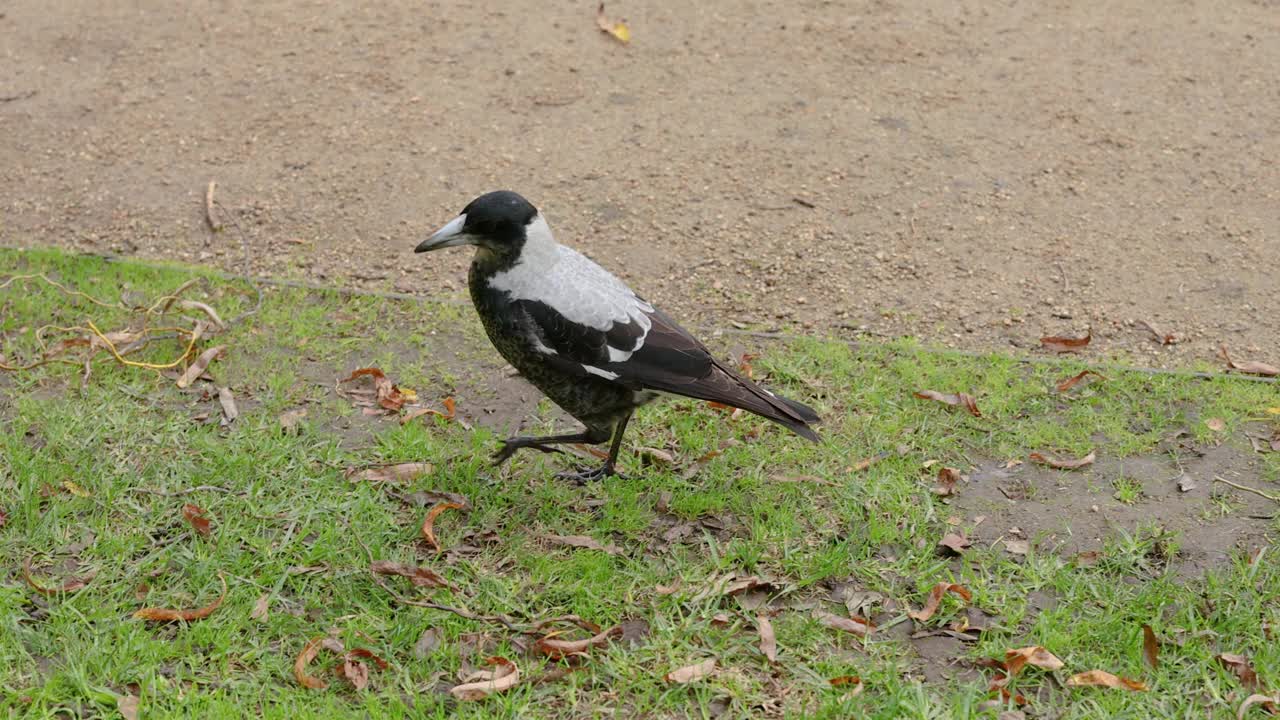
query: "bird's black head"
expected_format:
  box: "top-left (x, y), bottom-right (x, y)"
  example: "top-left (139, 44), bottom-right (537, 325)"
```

top-left (415, 190), bottom-right (539, 256)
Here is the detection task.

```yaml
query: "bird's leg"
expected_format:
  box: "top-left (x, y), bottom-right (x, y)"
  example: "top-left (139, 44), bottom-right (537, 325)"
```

top-left (492, 429), bottom-right (608, 467)
top-left (555, 410), bottom-right (632, 484)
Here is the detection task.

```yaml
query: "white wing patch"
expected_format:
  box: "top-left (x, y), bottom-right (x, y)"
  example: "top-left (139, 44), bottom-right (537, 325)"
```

top-left (489, 213), bottom-right (654, 362)
top-left (582, 364), bottom-right (620, 380)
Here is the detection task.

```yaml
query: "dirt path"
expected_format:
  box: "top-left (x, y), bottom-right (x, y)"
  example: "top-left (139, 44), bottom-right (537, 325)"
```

top-left (2, 0), bottom-right (1277, 367)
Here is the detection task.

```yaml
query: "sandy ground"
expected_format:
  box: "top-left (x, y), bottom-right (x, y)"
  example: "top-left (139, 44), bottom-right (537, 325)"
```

top-left (1, 0), bottom-right (1277, 367)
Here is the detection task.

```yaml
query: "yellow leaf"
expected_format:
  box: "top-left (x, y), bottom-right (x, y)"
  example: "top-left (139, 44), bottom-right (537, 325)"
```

top-left (63, 480), bottom-right (92, 497)
top-left (596, 3), bottom-right (631, 44)
top-left (400, 387), bottom-right (418, 404)
top-left (1266, 407), bottom-right (1280, 415)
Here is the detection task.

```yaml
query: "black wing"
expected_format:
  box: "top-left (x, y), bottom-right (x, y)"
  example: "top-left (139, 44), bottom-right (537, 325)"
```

top-left (512, 299), bottom-right (819, 440)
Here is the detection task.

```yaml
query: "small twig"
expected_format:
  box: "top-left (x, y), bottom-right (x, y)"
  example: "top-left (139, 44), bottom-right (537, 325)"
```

top-left (0, 273), bottom-right (122, 308)
top-left (1056, 261), bottom-right (1069, 293)
top-left (204, 180), bottom-right (222, 233)
top-left (128, 485), bottom-right (241, 496)
top-left (1213, 476), bottom-right (1280, 503)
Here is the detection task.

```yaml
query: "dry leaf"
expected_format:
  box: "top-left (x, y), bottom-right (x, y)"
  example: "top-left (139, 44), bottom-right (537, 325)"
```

top-left (176, 345), bottom-right (226, 388)
top-left (182, 503), bottom-right (212, 537)
top-left (1137, 319), bottom-right (1176, 346)
top-left (1074, 550), bottom-right (1102, 566)
top-left (815, 611), bottom-right (874, 637)
top-left (133, 573), bottom-right (227, 622)
top-left (1029, 450), bottom-right (1096, 470)
top-left (0, 508), bottom-right (7, 529)
top-left (339, 367), bottom-right (411, 411)
top-left (217, 386), bottom-right (238, 424)
top-left (1206, 417), bottom-right (1226, 432)
top-left (278, 408), bottom-right (307, 434)
top-left (1066, 670), bottom-right (1147, 691)
top-left (1056, 370), bottom-right (1108, 392)
top-left (1219, 653), bottom-right (1262, 690)
top-left (345, 462), bottom-right (433, 483)
top-left (1004, 539), bottom-right (1030, 556)
top-left (851, 451), bottom-right (892, 472)
top-left (250, 594), bottom-right (270, 622)
top-left (913, 390), bottom-right (982, 417)
top-left (1142, 624), bottom-right (1159, 670)
top-left (542, 533), bottom-right (622, 556)
top-left (62, 480), bottom-right (91, 497)
top-left (638, 447), bottom-right (676, 466)
top-left (422, 502), bottom-right (464, 553)
top-left (401, 397), bottom-right (457, 425)
top-left (451, 657), bottom-right (521, 700)
top-left (757, 615), bottom-right (777, 662)
top-left (829, 675), bottom-right (864, 700)
top-left (1219, 345), bottom-right (1279, 377)
top-left (932, 467), bottom-right (961, 496)
top-left (21, 557), bottom-right (97, 596)
top-left (370, 560), bottom-right (452, 589)
top-left (908, 582), bottom-right (972, 622)
top-left (938, 532), bottom-right (971, 556)
top-left (1238, 693), bottom-right (1280, 719)
top-left (595, 3), bottom-right (631, 43)
top-left (665, 658), bottom-right (716, 684)
top-left (335, 648), bottom-right (389, 691)
top-left (1004, 646), bottom-right (1064, 674)
top-left (294, 636), bottom-right (329, 689)
top-left (1040, 330), bottom-right (1092, 353)
top-left (116, 694), bottom-right (140, 720)
top-left (414, 628), bottom-right (442, 658)
top-left (535, 626), bottom-right (622, 659)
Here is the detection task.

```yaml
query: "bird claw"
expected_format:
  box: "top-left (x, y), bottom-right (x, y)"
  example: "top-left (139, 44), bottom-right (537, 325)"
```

top-left (492, 437), bottom-right (564, 467)
top-left (554, 464), bottom-right (622, 484)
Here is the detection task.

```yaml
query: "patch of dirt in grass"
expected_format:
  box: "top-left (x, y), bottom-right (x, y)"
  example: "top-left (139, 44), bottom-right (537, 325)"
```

top-left (957, 440), bottom-right (1276, 578)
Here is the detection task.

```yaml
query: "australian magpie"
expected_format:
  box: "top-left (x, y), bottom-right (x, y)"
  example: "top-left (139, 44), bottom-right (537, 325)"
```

top-left (415, 190), bottom-right (820, 482)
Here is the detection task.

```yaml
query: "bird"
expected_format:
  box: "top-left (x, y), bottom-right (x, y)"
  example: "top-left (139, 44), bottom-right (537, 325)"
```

top-left (415, 190), bottom-right (820, 482)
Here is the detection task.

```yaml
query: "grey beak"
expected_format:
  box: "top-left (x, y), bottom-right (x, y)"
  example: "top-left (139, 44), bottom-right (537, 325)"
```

top-left (415, 214), bottom-right (470, 253)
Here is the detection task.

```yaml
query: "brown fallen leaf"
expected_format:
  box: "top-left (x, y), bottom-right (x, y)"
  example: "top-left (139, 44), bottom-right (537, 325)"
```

top-left (422, 502), bottom-right (464, 553)
top-left (908, 582), bottom-right (972, 622)
top-left (638, 446), bottom-right (676, 466)
top-left (932, 467), bottom-right (961, 496)
top-left (217, 386), bottom-right (238, 425)
top-left (535, 626), bottom-right (622, 659)
top-left (1238, 693), bottom-right (1280, 719)
top-left (414, 628), bottom-right (442, 658)
top-left (1003, 646), bottom-right (1064, 674)
top-left (595, 4), bottom-right (631, 44)
top-left (938, 532), bottom-right (971, 556)
top-left (116, 694), bottom-right (140, 720)
top-left (757, 615), bottom-right (777, 662)
top-left (914, 390), bottom-right (982, 417)
top-left (1142, 624), bottom-right (1159, 670)
top-left (541, 533), bottom-right (622, 556)
top-left (665, 658), bottom-right (716, 684)
top-left (1056, 369), bottom-right (1108, 392)
top-left (451, 657), bottom-right (521, 700)
top-left (370, 560), bottom-right (452, 589)
top-left (1040, 330), bottom-right (1091, 354)
top-left (182, 503), bottom-right (212, 537)
top-left (176, 345), bottom-right (226, 389)
top-left (334, 648), bottom-right (390, 691)
top-left (1029, 450), bottom-right (1096, 470)
top-left (339, 367), bottom-right (412, 412)
top-left (278, 408), bottom-right (307, 434)
top-left (250, 594), bottom-right (270, 622)
top-left (1206, 417), bottom-right (1227, 432)
top-left (345, 462), bottom-right (433, 483)
top-left (1003, 539), bottom-right (1030, 556)
top-left (294, 636), bottom-right (329, 689)
top-left (1074, 550), bottom-right (1102, 566)
top-left (1219, 653), bottom-right (1263, 690)
top-left (21, 557), bottom-right (97, 596)
top-left (815, 611), bottom-right (874, 637)
top-left (851, 452), bottom-right (892, 472)
top-left (1066, 670), bottom-right (1147, 691)
top-left (1137, 320), bottom-right (1176, 346)
top-left (1219, 345), bottom-right (1279, 377)
top-left (829, 675), bottom-right (865, 700)
top-left (401, 397), bottom-right (457, 425)
top-left (133, 573), bottom-right (227, 622)
top-left (0, 508), bottom-right (7, 529)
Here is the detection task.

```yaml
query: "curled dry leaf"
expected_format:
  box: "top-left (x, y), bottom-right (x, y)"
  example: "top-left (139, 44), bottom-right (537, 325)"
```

top-left (451, 657), bottom-right (521, 700)
top-left (133, 573), bottom-right (227, 622)
top-left (757, 615), bottom-right (777, 662)
top-left (665, 658), bottom-right (716, 684)
top-left (414, 628), bottom-right (442, 658)
top-left (932, 467), bottom-right (961, 496)
top-left (370, 560), bottom-right (452, 589)
top-left (1238, 693), bottom-right (1280, 719)
top-left (908, 582), bottom-right (972, 622)
top-left (1004, 646), bottom-right (1064, 674)
top-left (1029, 450), bottom-right (1096, 470)
top-left (1003, 539), bottom-right (1030, 556)
top-left (345, 462), bottom-right (433, 483)
top-left (217, 386), bottom-right (238, 424)
top-left (1142, 624), bottom-right (1159, 670)
top-left (815, 611), bottom-right (874, 637)
top-left (595, 3), bottom-right (631, 43)
top-left (913, 390), bottom-right (982, 417)
top-left (1040, 330), bottom-right (1091, 354)
top-left (542, 533), bottom-right (622, 556)
top-left (1137, 319), bottom-right (1176, 346)
top-left (176, 345), bottom-right (226, 389)
top-left (294, 636), bottom-right (329, 689)
top-left (422, 502), bottom-right (464, 553)
top-left (829, 675), bottom-right (865, 700)
top-left (250, 594), bottom-right (270, 622)
top-left (1056, 369), bottom-right (1108, 392)
top-left (335, 648), bottom-right (390, 691)
top-left (1065, 670), bottom-right (1147, 691)
top-left (116, 694), bottom-right (140, 720)
top-left (535, 626), bottom-right (622, 659)
top-left (401, 397), bottom-right (457, 425)
top-left (1219, 345), bottom-right (1279, 377)
top-left (182, 503), bottom-right (212, 537)
top-left (278, 408), bottom-right (307, 434)
top-left (21, 557), bottom-right (97, 595)
top-left (1219, 653), bottom-right (1262, 690)
top-left (938, 532), bottom-right (971, 556)
top-left (339, 367), bottom-right (412, 411)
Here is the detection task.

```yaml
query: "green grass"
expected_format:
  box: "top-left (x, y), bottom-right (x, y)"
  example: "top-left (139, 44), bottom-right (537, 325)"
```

top-left (2, 248), bottom-right (1278, 719)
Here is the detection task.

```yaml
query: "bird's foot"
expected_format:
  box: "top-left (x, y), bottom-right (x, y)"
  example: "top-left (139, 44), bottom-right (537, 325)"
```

top-left (554, 464), bottom-right (622, 485)
top-left (492, 437), bottom-right (564, 466)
